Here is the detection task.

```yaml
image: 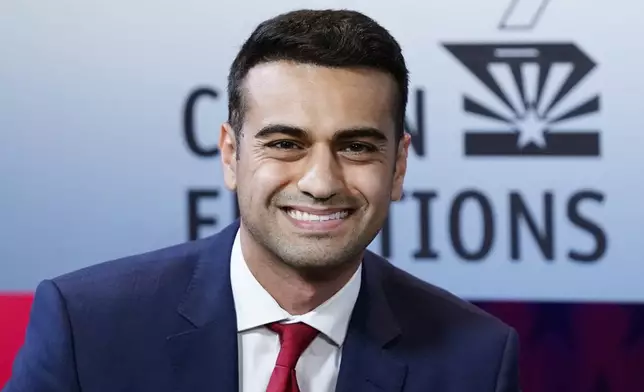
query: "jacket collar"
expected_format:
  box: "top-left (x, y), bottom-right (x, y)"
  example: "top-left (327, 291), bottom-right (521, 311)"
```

top-left (167, 219), bottom-right (406, 391)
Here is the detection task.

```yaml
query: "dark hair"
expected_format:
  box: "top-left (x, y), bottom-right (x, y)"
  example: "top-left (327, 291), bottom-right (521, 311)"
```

top-left (227, 9), bottom-right (409, 141)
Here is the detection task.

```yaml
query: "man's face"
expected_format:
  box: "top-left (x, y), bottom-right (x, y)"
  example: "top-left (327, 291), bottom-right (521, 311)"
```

top-left (220, 61), bottom-right (410, 270)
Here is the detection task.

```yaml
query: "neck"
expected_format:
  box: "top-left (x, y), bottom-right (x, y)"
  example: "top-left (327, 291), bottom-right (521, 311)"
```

top-left (239, 226), bottom-right (362, 315)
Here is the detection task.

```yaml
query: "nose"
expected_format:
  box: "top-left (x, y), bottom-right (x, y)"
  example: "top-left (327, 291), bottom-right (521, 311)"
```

top-left (297, 146), bottom-right (344, 201)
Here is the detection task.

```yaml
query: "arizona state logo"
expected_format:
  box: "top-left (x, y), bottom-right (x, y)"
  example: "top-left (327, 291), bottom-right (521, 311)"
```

top-left (443, 0), bottom-right (601, 157)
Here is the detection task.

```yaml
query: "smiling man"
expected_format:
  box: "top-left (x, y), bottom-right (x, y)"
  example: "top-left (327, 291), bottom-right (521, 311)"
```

top-left (4, 9), bottom-right (520, 392)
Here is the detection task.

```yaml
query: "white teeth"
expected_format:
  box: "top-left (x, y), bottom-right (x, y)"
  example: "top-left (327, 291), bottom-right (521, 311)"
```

top-left (286, 209), bottom-right (350, 222)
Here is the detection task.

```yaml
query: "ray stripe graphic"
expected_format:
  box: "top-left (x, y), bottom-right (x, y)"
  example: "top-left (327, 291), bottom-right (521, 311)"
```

top-left (521, 63), bottom-right (540, 107)
top-left (537, 63), bottom-right (573, 118)
top-left (545, 70), bottom-right (599, 121)
top-left (489, 63), bottom-right (525, 116)
top-left (542, 54), bottom-right (597, 117)
top-left (548, 95), bottom-right (600, 124)
top-left (534, 63), bottom-right (550, 109)
top-left (511, 63), bottom-right (528, 108)
top-left (443, 45), bottom-right (518, 115)
top-left (464, 96), bottom-right (513, 123)
top-left (475, 67), bottom-right (516, 115)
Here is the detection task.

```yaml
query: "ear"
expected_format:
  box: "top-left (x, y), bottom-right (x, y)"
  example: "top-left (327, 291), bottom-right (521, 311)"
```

top-left (219, 122), bottom-right (237, 191)
top-left (391, 132), bottom-right (410, 201)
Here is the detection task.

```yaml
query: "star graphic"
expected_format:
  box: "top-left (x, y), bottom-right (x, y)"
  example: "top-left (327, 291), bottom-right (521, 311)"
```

top-left (514, 106), bottom-right (548, 149)
top-left (529, 303), bottom-right (577, 347)
top-left (622, 306), bottom-right (644, 348)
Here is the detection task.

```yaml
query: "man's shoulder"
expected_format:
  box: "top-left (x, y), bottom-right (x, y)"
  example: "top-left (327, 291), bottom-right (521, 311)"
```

top-left (50, 234), bottom-right (219, 306)
top-left (364, 253), bottom-right (520, 389)
top-left (367, 251), bottom-right (512, 335)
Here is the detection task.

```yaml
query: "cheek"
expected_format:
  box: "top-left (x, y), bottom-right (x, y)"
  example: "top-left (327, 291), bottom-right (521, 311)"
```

top-left (244, 160), bottom-right (293, 198)
top-left (255, 161), bottom-right (291, 182)
top-left (347, 169), bottom-right (393, 206)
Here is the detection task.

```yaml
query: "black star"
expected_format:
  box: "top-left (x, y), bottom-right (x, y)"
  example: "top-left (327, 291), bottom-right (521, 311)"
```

top-left (622, 306), bottom-right (644, 348)
top-left (529, 303), bottom-right (577, 347)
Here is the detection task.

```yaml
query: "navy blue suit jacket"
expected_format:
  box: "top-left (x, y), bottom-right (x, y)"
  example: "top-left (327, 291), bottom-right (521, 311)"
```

top-left (4, 220), bottom-right (520, 391)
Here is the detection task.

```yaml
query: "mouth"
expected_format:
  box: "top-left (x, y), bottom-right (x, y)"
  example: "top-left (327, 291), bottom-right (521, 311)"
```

top-left (280, 207), bottom-right (355, 231)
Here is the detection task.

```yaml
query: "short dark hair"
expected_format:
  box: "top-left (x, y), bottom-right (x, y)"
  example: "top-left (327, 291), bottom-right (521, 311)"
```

top-left (227, 9), bottom-right (409, 141)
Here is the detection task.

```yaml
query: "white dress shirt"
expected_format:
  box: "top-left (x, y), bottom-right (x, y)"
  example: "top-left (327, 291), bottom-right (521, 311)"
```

top-left (230, 229), bottom-right (362, 392)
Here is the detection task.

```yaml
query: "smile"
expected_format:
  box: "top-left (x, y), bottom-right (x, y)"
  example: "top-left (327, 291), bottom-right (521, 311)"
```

top-left (285, 209), bottom-right (350, 222)
top-left (281, 207), bottom-right (355, 232)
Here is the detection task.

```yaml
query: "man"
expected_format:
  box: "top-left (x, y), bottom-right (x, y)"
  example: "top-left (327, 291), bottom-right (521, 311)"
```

top-left (4, 9), bottom-right (519, 392)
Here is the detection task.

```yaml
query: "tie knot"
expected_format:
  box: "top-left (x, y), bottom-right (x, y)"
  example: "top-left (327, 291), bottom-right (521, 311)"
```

top-left (267, 322), bottom-right (319, 369)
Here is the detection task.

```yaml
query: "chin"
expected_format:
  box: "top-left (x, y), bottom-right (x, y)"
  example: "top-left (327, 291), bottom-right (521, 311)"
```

top-left (275, 241), bottom-right (363, 270)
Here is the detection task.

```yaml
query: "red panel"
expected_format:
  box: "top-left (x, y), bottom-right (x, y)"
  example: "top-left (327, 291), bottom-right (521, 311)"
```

top-left (1, 293), bottom-right (644, 391)
top-left (0, 293), bottom-right (34, 388)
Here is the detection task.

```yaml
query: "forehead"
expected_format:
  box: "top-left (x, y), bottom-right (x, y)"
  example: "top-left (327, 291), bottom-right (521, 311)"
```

top-left (241, 61), bottom-right (398, 138)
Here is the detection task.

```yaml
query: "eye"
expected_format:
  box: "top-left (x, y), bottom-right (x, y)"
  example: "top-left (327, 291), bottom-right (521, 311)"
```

top-left (268, 140), bottom-right (300, 150)
top-left (343, 142), bottom-right (376, 153)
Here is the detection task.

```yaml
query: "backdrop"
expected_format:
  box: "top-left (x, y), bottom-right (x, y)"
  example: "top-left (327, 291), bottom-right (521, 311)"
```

top-left (2, 0), bottom-right (644, 390)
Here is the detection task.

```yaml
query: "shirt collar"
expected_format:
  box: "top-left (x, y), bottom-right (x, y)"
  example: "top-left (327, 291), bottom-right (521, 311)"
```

top-left (229, 228), bottom-right (361, 347)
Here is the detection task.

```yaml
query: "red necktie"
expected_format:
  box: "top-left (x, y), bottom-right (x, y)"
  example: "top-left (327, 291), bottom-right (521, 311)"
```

top-left (265, 322), bottom-right (319, 392)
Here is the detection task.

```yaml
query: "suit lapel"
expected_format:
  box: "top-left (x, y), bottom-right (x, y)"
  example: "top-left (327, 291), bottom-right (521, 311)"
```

top-left (164, 222), bottom-right (410, 391)
top-left (166, 221), bottom-right (240, 392)
top-left (335, 252), bottom-right (408, 392)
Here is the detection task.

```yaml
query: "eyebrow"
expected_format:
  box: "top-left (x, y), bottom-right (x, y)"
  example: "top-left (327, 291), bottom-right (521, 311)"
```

top-left (335, 127), bottom-right (388, 143)
top-left (255, 124), bottom-right (308, 140)
top-left (254, 124), bottom-right (389, 143)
